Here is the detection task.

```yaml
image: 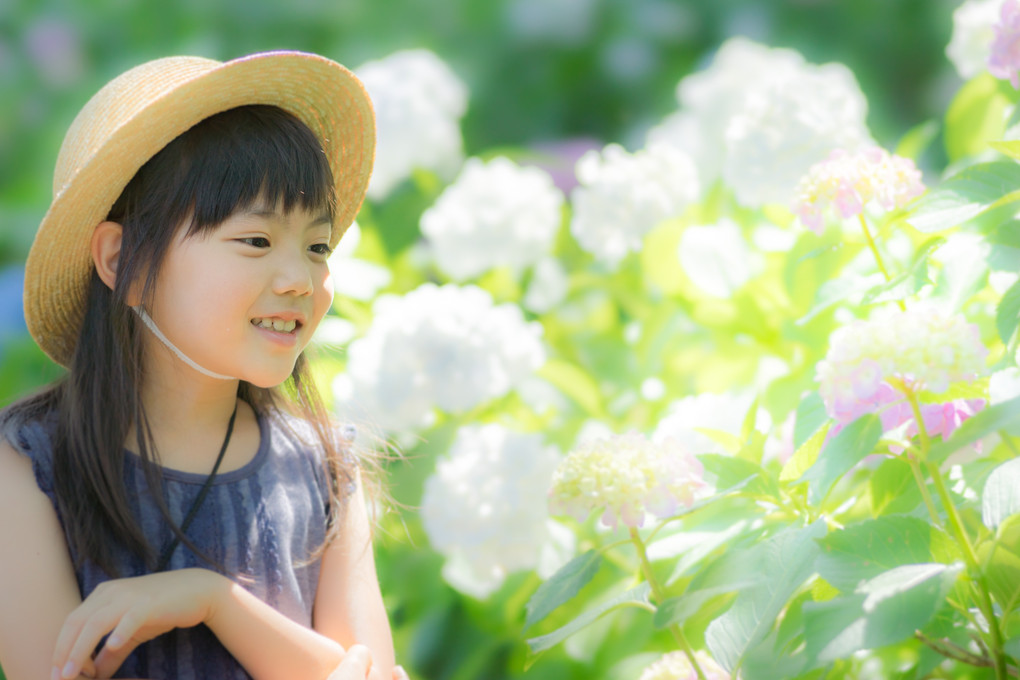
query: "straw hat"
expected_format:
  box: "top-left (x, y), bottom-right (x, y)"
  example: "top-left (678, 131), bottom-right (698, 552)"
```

top-left (24, 50), bottom-right (376, 367)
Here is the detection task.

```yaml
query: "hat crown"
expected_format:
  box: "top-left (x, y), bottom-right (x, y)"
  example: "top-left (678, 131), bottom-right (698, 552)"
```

top-left (53, 56), bottom-right (220, 197)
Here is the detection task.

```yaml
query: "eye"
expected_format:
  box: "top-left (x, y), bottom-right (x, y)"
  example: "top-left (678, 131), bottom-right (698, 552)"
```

top-left (309, 243), bottom-right (333, 256)
top-left (239, 236), bottom-right (271, 248)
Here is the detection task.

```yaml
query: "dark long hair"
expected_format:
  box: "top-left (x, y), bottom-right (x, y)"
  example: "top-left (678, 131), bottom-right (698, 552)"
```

top-left (3, 105), bottom-right (358, 576)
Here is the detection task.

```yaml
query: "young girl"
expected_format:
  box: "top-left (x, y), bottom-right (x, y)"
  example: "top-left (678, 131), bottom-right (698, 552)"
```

top-left (0, 51), bottom-right (402, 680)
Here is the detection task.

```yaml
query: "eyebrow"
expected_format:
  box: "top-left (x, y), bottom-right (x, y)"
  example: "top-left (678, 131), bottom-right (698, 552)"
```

top-left (246, 207), bottom-right (332, 229)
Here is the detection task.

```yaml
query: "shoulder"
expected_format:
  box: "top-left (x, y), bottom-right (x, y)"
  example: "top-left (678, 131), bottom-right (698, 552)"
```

top-left (260, 407), bottom-right (359, 498)
top-left (0, 402), bottom-right (60, 500)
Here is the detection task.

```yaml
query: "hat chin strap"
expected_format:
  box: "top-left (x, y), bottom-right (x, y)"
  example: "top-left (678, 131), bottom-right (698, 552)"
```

top-left (131, 305), bottom-right (236, 381)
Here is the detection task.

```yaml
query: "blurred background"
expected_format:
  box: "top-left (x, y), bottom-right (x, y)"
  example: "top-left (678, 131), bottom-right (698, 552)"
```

top-left (0, 0), bottom-right (963, 391)
top-left (0, 0), bottom-right (975, 678)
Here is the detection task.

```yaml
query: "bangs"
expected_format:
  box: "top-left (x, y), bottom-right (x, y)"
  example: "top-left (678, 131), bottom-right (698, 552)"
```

top-left (110, 105), bottom-right (336, 237)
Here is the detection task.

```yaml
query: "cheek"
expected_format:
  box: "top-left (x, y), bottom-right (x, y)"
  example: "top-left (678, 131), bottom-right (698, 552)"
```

top-left (312, 268), bottom-right (334, 322)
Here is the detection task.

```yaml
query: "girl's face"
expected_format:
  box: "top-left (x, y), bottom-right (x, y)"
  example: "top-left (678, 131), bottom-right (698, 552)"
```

top-left (144, 200), bottom-right (335, 388)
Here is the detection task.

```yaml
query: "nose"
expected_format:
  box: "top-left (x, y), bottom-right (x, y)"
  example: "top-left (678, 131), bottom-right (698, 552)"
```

top-left (272, 248), bottom-right (315, 296)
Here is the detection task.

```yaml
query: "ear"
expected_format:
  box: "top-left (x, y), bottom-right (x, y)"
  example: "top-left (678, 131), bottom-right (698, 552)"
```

top-left (91, 221), bottom-right (142, 306)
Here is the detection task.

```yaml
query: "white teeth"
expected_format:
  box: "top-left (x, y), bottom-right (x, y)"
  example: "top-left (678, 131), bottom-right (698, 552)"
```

top-left (251, 317), bottom-right (298, 333)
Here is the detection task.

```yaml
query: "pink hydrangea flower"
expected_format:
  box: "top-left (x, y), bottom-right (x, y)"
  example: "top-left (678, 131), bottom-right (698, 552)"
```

top-left (638, 651), bottom-right (731, 680)
top-left (548, 432), bottom-right (707, 528)
top-left (792, 147), bottom-right (925, 233)
top-left (989, 0), bottom-right (1020, 88)
top-left (817, 308), bottom-right (988, 439)
top-left (828, 381), bottom-right (985, 446)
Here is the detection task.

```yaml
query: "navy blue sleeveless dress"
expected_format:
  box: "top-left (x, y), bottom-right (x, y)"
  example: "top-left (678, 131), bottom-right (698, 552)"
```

top-left (6, 406), bottom-right (336, 679)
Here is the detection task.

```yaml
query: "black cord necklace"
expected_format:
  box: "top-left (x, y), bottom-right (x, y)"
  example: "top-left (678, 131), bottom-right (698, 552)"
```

top-left (156, 401), bottom-right (239, 572)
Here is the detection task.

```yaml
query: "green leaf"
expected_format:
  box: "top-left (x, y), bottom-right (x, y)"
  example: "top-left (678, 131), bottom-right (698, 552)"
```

top-left (982, 457), bottom-right (1020, 529)
top-left (780, 423), bottom-right (829, 483)
top-left (907, 161), bottom-right (1020, 233)
top-left (944, 73), bottom-right (1012, 163)
top-left (524, 550), bottom-right (603, 630)
top-left (816, 517), bottom-right (941, 592)
top-left (998, 277), bottom-right (1020, 344)
top-left (869, 458), bottom-right (923, 515)
top-left (859, 237), bottom-right (943, 306)
top-left (693, 428), bottom-right (743, 455)
top-left (984, 542), bottom-right (1020, 614)
top-left (699, 453), bottom-right (765, 491)
top-left (794, 392), bottom-right (828, 450)
top-left (525, 583), bottom-right (652, 654)
top-left (991, 140), bottom-right (1020, 161)
top-left (536, 358), bottom-right (608, 419)
top-left (803, 563), bottom-right (964, 666)
top-left (797, 273), bottom-right (885, 324)
top-left (654, 583), bottom-right (747, 629)
top-left (929, 395), bottom-right (1020, 462)
top-left (801, 414), bottom-right (882, 505)
top-left (917, 376), bottom-right (989, 404)
top-left (896, 119), bottom-right (940, 161)
top-left (653, 520), bottom-right (753, 586)
top-left (705, 521), bottom-right (827, 673)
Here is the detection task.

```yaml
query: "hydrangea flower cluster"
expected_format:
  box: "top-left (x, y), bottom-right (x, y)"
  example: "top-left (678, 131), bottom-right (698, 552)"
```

top-left (569, 143), bottom-right (699, 266)
top-left (638, 651), bottom-right (731, 680)
top-left (420, 157), bottom-right (564, 280)
top-left (792, 147), bottom-right (925, 233)
top-left (816, 308), bottom-right (988, 429)
top-left (646, 37), bottom-right (872, 207)
top-left (421, 424), bottom-right (566, 598)
top-left (548, 431), bottom-right (707, 528)
top-left (946, 0), bottom-right (1004, 79)
top-left (355, 49), bottom-right (468, 201)
top-left (989, 0), bottom-right (1020, 87)
top-left (335, 284), bottom-right (546, 430)
top-left (647, 38), bottom-right (803, 184)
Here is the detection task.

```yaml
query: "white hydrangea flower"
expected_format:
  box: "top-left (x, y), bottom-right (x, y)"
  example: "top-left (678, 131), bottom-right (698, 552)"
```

top-left (647, 38), bottom-right (804, 183)
top-left (421, 424), bottom-right (567, 598)
top-left (646, 37), bottom-right (871, 207)
top-left (549, 431), bottom-right (707, 528)
top-left (947, 0), bottom-right (1003, 79)
top-left (639, 650), bottom-right (731, 680)
top-left (653, 392), bottom-right (770, 456)
top-left (723, 61), bottom-right (871, 207)
top-left (569, 143), bottom-right (699, 266)
top-left (420, 157), bottom-right (564, 280)
top-left (326, 222), bottom-right (392, 302)
top-left (336, 283), bottom-right (546, 431)
top-left (677, 218), bottom-right (762, 298)
top-left (523, 256), bottom-right (569, 313)
top-left (355, 49), bottom-right (468, 201)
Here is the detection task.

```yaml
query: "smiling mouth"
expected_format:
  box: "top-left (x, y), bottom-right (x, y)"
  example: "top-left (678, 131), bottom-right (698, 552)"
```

top-left (251, 317), bottom-right (301, 333)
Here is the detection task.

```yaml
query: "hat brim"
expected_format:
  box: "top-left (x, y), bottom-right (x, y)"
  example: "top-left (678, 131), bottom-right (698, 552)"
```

top-left (24, 51), bottom-right (375, 367)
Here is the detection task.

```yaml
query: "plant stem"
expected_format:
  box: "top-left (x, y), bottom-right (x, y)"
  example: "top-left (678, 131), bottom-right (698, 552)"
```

top-left (926, 461), bottom-right (1009, 680)
top-left (857, 214), bottom-right (907, 312)
top-left (629, 527), bottom-right (707, 680)
top-left (901, 391), bottom-right (1009, 680)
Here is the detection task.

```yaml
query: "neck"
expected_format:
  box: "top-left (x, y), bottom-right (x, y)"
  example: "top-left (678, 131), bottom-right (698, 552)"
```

top-left (128, 339), bottom-right (243, 455)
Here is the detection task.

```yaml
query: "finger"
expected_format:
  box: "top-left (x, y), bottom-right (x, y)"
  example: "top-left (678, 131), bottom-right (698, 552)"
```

top-left (59, 608), bottom-right (122, 679)
top-left (93, 635), bottom-right (140, 680)
top-left (327, 645), bottom-right (372, 680)
top-left (392, 664), bottom-right (410, 680)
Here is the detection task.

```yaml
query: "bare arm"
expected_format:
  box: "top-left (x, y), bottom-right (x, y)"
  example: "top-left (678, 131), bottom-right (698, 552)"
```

top-left (312, 469), bottom-right (396, 680)
top-left (0, 438), bottom-right (99, 680)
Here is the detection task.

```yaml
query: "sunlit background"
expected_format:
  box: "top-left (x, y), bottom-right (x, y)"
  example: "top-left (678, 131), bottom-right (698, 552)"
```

top-left (0, 1), bottom-right (996, 679)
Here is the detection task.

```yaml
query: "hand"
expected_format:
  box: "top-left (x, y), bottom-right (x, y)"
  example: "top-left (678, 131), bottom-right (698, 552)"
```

top-left (327, 645), bottom-right (372, 680)
top-left (52, 569), bottom-right (222, 680)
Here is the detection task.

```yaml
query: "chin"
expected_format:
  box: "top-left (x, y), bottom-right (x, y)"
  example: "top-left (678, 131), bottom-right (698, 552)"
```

top-left (243, 367), bottom-right (298, 389)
